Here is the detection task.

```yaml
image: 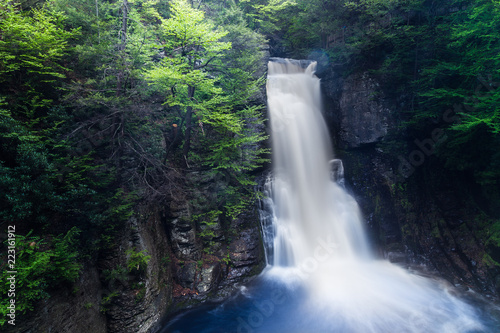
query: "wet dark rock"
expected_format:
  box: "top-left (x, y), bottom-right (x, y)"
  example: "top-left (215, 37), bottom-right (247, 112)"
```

top-left (229, 228), bottom-right (260, 268)
top-left (386, 251), bottom-right (407, 264)
top-left (227, 266), bottom-right (252, 280)
top-left (178, 262), bottom-right (197, 289)
top-left (212, 207), bottom-right (266, 300)
top-left (338, 73), bottom-right (391, 148)
top-left (168, 216), bottom-right (199, 261)
top-left (102, 205), bottom-right (174, 333)
top-left (7, 204), bottom-right (174, 333)
top-left (197, 263), bottom-right (223, 293)
top-left (323, 71), bottom-right (393, 149)
top-left (161, 171), bottom-right (266, 318)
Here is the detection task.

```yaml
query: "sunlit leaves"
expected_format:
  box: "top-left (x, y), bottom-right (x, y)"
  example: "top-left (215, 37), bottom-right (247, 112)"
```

top-left (160, 0), bottom-right (231, 55)
top-left (145, 0), bottom-right (269, 215)
top-left (0, 1), bottom-right (78, 81)
top-left (0, 0), bottom-right (80, 119)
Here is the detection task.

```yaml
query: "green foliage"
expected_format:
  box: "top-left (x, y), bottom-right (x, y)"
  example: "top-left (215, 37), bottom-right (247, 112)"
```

top-left (0, 1), bottom-right (272, 322)
top-left (221, 251), bottom-right (232, 265)
top-left (144, 0), bottom-right (269, 225)
top-left (134, 286), bottom-right (146, 302)
top-left (410, 0), bottom-right (500, 185)
top-left (212, 4), bottom-right (267, 74)
top-left (145, 0), bottom-right (233, 160)
top-left (161, 254), bottom-right (171, 265)
top-left (102, 265), bottom-right (128, 285)
top-left (0, 1), bottom-right (102, 228)
top-left (0, 0), bottom-right (79, 117)
top-left (100, 290), bottom-right (119, 313)
top-left (200, 105), bottom-right (269, 172)
top-left (237, 0), bottom-right (297, 34)
top-left (125, 248), bottom-right (151, 274)
top-left (0, 0), bottom-right (136, 238)
top-left (195, 210), bottom-right (221, 238)
top-left (161, 0), bottom-right (231, 54)
top-left (0, 109), bottom-right (102, 225)
top-left (0, 2), bottom-right (72, 78)
top-left (95, 189), bottom-right (138, 249)
top-left (221, 185), bottom-right (256, 220)
top-left (0, 228), bottom-right (81, 325)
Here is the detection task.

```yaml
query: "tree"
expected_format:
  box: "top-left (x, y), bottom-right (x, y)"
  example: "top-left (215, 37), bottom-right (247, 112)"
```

top-left (413, 0), bottom-right (500, 185)
top-left (146, 0), bottom-right (231, 163)
top-left (0, 0), bottom-right (78, 119)
top-left (146, 0), bottom-right (269, 219)
top-left (52, 0), bottom-right (171, 195)
top-left (0, 0), bottom-right (91, 228)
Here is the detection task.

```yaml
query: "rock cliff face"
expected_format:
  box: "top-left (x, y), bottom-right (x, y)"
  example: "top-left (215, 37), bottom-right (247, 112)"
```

top-left (323, 71), bottom-right (393, 149)
top-left (5, 262), bottom-right (107, 333)
top-left (320, 67), bottom-right (500, 299)
top-left (99, 205), bottom-right (173, 333)
top-left (160, 171), bottom-right (265, 312)
top-left (9, 176), bottom-right (265, 333)
top-left (6, 204), bottom-right (172, 333)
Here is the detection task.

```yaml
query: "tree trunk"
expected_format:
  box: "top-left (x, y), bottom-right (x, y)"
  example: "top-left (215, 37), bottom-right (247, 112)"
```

top-left (413, 41), bottom-right (418, 80)
top-left (113, 0), bottom-right (128, 180)
top-left (182, 85), bottom-right (195, 165)
top-left (116, 0), bottom-right (128, 95)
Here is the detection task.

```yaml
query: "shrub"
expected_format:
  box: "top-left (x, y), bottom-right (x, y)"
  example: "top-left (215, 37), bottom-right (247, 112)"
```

top-left (0, 227), bottom-right (81, 325)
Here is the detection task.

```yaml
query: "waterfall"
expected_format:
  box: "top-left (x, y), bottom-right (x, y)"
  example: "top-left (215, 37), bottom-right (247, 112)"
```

top-left (266, 59), bottom-right (370, 266)
top-left (260, 59), bottom-right (488, 332)
top-left (162, 59), bottom-right (498, 333)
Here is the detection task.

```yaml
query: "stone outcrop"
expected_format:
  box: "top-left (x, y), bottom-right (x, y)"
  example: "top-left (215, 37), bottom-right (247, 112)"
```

top-left (337, 72), bottom-right (392, 148)
top-left (321, 66), bottom-right (500, 299)
top-left (5, 204), bottom-right (173, 333)
top-left (222, 210), bottom-right (265, 292)
top-left (94, 205), bottom-right (174, 333)
top-left (168, 215), bottom-right (199, 261)
top-left (9, 175), bottom-right (266, 333)
top-left (166, 203), bottom-right (265, 305)
top-left (4, 263), bottom-right (107, 333)
top-left (322, 70), bottom-right (393, 149)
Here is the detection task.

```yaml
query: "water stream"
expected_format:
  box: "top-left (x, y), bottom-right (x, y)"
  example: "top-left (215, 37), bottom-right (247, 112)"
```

top-left (161, 59), bottom-right (499, 333)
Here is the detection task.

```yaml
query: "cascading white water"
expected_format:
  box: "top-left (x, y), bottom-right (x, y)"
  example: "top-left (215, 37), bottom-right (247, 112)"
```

top-left (262, 59), bottom-right (489, 332)
top-left (266, 59), bottom-right (370, 266)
